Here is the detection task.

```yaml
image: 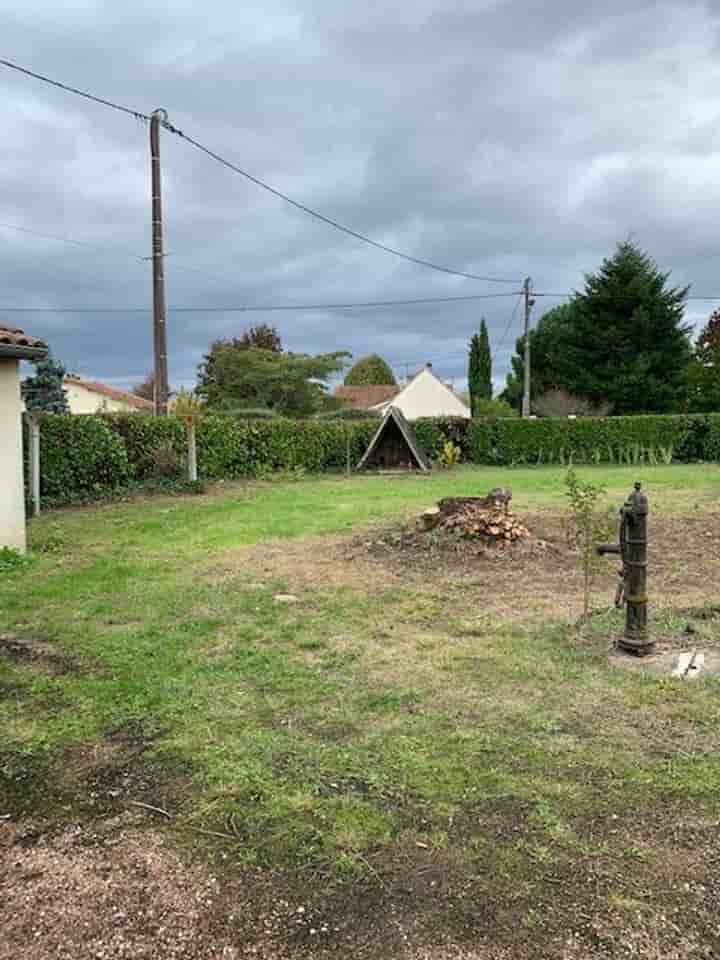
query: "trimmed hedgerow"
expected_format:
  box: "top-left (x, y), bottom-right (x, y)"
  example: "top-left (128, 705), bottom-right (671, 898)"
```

top-left (102, 414), bottom-right (185, 480)
top-left (414, 417), bottom-right (472, 462)
top-left (468, 414), bottom-right (720, 466)
top-left (29, 412), bottom-right (720, 506)
top-left (195, 417), bottom-right (379, 477)
top-left (35, 414), bottom-right (130, 498)
top-left (705, 416), bottom-right (720, 462)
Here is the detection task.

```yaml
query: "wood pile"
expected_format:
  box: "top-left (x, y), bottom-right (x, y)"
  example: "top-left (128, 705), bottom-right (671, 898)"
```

top-left (418, 488), bottom-right (531, 544)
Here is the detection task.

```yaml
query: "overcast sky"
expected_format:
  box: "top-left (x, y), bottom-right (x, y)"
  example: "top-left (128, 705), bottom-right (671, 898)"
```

top-left (3, 0), bottom-right (720, 392)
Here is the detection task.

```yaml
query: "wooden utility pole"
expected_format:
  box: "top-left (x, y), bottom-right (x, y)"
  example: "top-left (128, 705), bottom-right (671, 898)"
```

top-left (150, 109), bottom-right (169, 416)
top-left (521, 277), bottom-right (534, 418)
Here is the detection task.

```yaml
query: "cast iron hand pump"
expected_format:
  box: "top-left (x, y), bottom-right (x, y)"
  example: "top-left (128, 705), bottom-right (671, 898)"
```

top-left (596, 482), bottom-right (652, 655)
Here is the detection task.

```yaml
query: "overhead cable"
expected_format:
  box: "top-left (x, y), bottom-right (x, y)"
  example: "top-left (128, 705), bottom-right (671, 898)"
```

top-left (0, 58), bottom-right (520, 284)
top-left (0, 58), bottom-right (149, 121)
top-left (0, 291), bottom-right (521, 314)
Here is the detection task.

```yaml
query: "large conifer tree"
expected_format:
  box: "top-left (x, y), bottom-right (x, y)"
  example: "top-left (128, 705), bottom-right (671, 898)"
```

top-left (501, 242), bottom-right (692, 414)
top-left (564, 241), bottom-right (691, 414)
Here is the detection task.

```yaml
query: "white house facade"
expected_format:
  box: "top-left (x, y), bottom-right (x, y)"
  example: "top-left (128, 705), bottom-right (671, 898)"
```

top-left (63, 375), bottom-right (153, 414)
top-left (372, 364), bottom-right (471, 420)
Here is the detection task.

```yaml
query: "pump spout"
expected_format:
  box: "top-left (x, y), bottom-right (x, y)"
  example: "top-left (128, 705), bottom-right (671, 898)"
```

top-left (595, 542), bottom-right (621, 557)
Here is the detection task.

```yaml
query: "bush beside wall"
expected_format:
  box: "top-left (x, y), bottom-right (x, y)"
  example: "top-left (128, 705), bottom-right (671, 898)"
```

top-left (35, 414), bottom-right (131, 498)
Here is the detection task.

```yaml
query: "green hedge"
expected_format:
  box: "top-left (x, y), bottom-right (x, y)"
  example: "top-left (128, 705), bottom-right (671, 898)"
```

top-left (101, 414), bottom-right (185, 480)
top-left (413, 417), bottom-right (472, 460)
top-left (195, 417), bottom-right (378, 477)
top-left (28, 412), bottom-right (720, 506)
top-left (35, 415), bottom-right (131, 498)
top-left (468, 414), bottom-right (720, 465)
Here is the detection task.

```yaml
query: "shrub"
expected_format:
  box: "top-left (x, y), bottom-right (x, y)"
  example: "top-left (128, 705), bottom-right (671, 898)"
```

top-left (37, 414), bottom-right (130, 498)
top-left (314, 407), bottom-right (381, 420)
top-left (151, 440), bottom-right (183, 479)
top-left (473, 398), bottom-right (518, 418)
top-left (0, 547), bottom-right (33, 572)
top-left (437, 440), bottom-right (462, 468)
top-left (414, 417), bottom-right (472, 462)
top-left (102, 414), bottom-right (184, 480)
top-left (706, 417), bottom-right (720, 461)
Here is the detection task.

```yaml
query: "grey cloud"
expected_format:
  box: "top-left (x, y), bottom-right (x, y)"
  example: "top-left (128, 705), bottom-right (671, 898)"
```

top-left (2, 0), bottom-right (719, 393)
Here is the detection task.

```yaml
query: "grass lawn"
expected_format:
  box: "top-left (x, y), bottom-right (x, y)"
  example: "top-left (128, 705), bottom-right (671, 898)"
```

top-left (2, 463), bottom-right (720, 958)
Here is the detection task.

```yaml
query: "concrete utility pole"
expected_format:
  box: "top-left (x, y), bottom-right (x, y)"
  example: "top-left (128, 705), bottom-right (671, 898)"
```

top-left (150, 109), bottom-right (170, 416)
top-left (521, 276), bottom-right (535, 418)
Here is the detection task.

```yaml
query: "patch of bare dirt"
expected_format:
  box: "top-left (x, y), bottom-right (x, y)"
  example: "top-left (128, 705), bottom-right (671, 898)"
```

top-left (212, 511), bottom-right (720, 629)
top-left (2, 802), bottom-right (720, 959)
top-left (1, 721), bottom-right (191, 825)
top-left (0, 635), bottom-right (88, 676)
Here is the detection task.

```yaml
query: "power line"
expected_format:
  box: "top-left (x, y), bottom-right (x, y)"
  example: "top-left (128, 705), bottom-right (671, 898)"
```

top-left (0, 58), bottom-right (519, 285)
top-left (0, 58), bottom-right (149, 121)
top-left (0, 291), bottom-right (520, 314)
top-left (533, 292), bottom-right (720, 302)
top-left (164, 122), bottom-right (518, 284)
top-left (492, 291), bottom-right (523, 358)
top-left (0, 221), bottom-right (150, 262)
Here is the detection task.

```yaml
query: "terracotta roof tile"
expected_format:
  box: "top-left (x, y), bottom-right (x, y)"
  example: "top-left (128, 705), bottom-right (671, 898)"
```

top-left (0, 326), bottom-right (48, 351)
top-left (335, 384), bottom-right (399, 409)
top-left (64, 375), bottom-right (153, 411)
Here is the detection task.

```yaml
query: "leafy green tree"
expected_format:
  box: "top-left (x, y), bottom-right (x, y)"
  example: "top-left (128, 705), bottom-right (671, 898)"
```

top-left (132, 372), bottom-right (156, 402)
top-left (197, 346), bottom-right (349, 416)
top-left (22, 353), bottom-right (69, 413)
top-left (501, 303), bottom-right (577, 410)
top-left (197, 326), bottom-right (282, 401)
top-left (238, 324), bottom-right (282, 352)
top-left (343, 354), bottom-right (396, 386)
top-left (468, 318), bottom-right (492, 415)
top-left (686, 309), bottom-right (720, 412)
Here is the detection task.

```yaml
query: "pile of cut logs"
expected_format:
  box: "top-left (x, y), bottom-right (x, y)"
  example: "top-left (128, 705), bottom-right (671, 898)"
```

top-left (418, 488), bottom-right (531, 543)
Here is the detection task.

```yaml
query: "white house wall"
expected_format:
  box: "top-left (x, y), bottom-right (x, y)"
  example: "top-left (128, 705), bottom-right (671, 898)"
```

top-left (377, 368), bottom-right (471, 420)
top-left (0, 358), bottom-right (27, 552)
top-left (64, 382), bottom-right (139, 414)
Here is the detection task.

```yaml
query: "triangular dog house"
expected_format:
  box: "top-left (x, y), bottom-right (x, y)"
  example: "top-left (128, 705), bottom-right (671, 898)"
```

top-left (356, 405), bottom-right (431, 472)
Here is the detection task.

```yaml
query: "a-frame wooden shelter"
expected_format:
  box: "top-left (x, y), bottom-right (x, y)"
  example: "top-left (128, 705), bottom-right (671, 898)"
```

top-left (356, 405), bottom-right (431, 472)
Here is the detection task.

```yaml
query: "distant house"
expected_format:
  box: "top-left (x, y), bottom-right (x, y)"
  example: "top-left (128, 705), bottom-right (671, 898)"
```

top-left (370, 364), bottom-right (470, 420)
top-left (334, 384), bottom-right (400, 411)
top-left (63, 375), bottom-right (153, 414)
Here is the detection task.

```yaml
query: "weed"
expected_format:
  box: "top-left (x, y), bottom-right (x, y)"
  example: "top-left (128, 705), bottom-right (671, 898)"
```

top-left (0, 547), bottom-right (33, 573)
top-left (437, 441), bottom-right (462, 469)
